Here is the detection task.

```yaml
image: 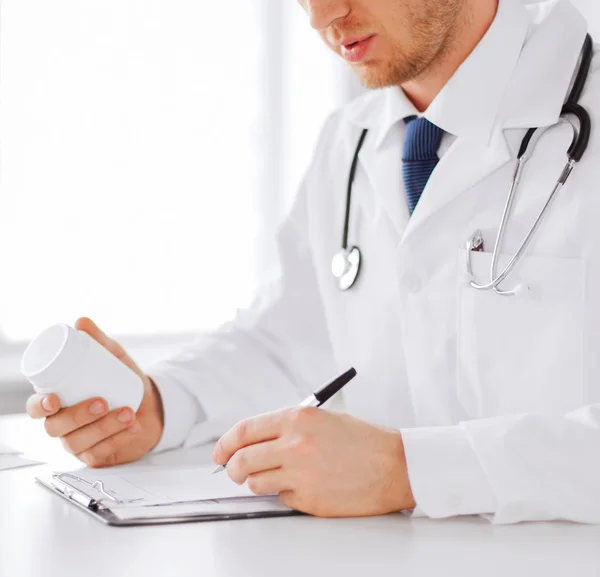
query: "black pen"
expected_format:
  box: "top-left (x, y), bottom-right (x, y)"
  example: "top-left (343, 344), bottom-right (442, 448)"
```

top-left (211, 368), bottom-right (358, 474)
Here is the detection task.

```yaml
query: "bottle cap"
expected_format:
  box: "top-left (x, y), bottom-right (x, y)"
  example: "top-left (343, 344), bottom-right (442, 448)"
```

top-left (21, 324), bottom-right (87, 389)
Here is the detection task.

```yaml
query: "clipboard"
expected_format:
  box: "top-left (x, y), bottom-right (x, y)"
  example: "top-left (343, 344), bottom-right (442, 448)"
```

top-left (35, 471), bottom-right (302, 527)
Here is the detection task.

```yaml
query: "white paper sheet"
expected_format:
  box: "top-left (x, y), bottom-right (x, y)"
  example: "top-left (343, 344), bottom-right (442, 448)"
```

top-left (0, 454), bottom-right (40, 471)
top-left (0, 441), bottom-right (21, 455)
top-left (68, 465), bottom-right (258, 508)
top-left (112, 496), bottom-right (292, 521)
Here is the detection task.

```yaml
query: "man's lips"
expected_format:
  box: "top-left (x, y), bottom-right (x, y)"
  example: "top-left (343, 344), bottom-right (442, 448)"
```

top-left (339, 35), bottom-right (376, 63)
top-left (337, 34), bottom-right (374, 48)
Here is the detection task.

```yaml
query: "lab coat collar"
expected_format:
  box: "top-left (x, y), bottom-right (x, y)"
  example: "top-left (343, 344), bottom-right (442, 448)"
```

top-left (346, 0), bottom-right (532, 148)
top-left (345, 0), bottom-right (588, 146)
top-left (344, 87), bottom-right (416, 151)
top-left (500, 1), bottom-right (589, 130)
top-left (401, 0), bottom-right (589, 243)
top-left (425, 0), bottom-right (530, 145)
top-left (345, 0), bottom-right (589, 240)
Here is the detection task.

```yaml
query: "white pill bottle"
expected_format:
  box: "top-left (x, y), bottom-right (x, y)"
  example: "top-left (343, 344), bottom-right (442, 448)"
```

top-left (21, 323), bottom-right (144, 411)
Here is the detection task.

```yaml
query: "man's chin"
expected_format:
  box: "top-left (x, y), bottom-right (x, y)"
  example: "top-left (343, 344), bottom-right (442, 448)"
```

top-left (352, 63), bottom-right (400, 90)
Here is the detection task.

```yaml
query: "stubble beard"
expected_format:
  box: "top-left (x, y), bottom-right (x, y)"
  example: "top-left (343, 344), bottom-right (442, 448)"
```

top-left (354, 2), bottom-right (463, 89)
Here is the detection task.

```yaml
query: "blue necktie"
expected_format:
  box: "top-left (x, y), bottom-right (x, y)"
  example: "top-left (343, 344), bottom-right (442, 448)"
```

top-left (402, 116), bottom-right (444, 215)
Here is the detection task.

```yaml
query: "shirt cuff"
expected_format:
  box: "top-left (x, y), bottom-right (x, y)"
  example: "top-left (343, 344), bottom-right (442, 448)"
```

top-left (148, 370), bottom-right (204, 453)
top-left (401, 425), bottom-right (497, 518)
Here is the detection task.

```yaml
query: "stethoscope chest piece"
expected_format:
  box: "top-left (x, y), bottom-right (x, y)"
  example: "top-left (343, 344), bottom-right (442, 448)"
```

top-left (332, 246), bottom-right (361, 291)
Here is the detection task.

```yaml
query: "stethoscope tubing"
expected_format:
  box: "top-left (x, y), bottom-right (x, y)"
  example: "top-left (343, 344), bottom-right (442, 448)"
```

top-left (335, 34), bottom-right (593, 295)
top-left (468, 34), bottom-right (593, 295)
top-left (342, 128), bottom-right (368, 250)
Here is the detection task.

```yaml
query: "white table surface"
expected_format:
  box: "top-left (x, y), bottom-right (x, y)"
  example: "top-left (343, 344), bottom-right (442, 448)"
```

top-left (1, 414), bottom-right (599, 577)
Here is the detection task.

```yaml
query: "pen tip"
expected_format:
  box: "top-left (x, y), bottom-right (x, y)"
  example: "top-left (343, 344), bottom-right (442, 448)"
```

top-left (211, 465), bottom-right (224, 475)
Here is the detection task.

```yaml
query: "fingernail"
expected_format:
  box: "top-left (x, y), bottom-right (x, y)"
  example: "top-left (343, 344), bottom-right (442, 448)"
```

top-left (42, 397), bottom-right (54, 412)
top-left (118, 409), bottom-right (133, 424)
top-left (130, 423), bottom-right (140, 434)
top-left (89, 400), bottom-right (106, 415)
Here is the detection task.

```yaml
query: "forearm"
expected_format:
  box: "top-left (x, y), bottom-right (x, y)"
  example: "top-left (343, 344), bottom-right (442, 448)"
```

top-left (402, 404), bottom-right (600, 524)
top-left (147, 326), bottom-right (311, 451)
top-left (146, 374), bottom-right (202, 453)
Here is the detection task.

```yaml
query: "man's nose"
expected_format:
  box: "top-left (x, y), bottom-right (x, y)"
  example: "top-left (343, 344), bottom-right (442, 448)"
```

top-left (305, 0), bottom-right (350, 30)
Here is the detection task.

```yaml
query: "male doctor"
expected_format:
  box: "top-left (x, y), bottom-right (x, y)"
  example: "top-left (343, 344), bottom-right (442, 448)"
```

top-left (26, 0), bottom-right (600, 524)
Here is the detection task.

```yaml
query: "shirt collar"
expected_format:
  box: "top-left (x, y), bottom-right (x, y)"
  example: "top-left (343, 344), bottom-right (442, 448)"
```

top-left (425, 0), bottom-right (531, 144)
top-left (346, 0), bottom-right (532, 148)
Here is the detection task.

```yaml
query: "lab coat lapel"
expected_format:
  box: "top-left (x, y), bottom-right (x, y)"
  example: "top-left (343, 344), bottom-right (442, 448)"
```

top-left (347, 0), bottom-right (587, 245)
top-left (401, 128), bottom-right (512, 243)
top-left (359, 133), bottom-right (409, 236)
top-left (401, 0), bottom-right (588, 244)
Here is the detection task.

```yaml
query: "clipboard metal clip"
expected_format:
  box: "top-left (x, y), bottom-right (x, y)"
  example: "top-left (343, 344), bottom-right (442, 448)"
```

top-left (51, 473), bottom-right (144, 509)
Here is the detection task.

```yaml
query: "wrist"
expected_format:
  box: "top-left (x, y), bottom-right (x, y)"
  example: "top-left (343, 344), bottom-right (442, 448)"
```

top-left (387, 431), bottom-right (417, 512)
top-left (146, 376), bottom-right (165, 449)
top-left (147, 376), bottom-right (165, 428)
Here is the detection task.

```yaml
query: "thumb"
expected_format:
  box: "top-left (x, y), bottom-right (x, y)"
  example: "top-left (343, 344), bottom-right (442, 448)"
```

top-left (74, 317), bottom-right (135, 370)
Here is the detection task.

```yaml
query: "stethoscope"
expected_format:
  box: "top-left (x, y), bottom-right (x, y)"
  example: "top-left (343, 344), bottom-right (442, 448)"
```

top-left (331, 128), bottom-right (368, 291)
top-left (332, 34), bottom-right (593, 294)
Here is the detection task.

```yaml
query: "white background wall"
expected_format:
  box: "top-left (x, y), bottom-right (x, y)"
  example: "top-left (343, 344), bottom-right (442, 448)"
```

top-left (0, 1), bottom-right (343, 345)
top-left (0, 1), bottom-right (598, 408)
top-left (0, 1), bottom-right (346, 407)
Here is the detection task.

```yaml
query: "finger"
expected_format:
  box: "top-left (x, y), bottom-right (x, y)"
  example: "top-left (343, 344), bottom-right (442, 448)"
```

top-left (61, 407), bottom-right (136, 455)
top-left (226, 440), bottom-right (284, 485)
top-left (79, 422), bottom-right (142, 468)
top-left (246, 469), bottom-right (290, 496)
top-left (213, 411), bottom-right (285, 465)
top-left (44, 398), bottom-right (109, 438)
top-left (26, 394), bottom-right (60, 419)
top-left (74, 317), bottom-right (133, 368)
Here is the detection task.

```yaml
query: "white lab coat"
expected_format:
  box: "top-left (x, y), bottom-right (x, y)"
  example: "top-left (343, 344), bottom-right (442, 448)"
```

top-left (150, 0), bottom-right (600, 524)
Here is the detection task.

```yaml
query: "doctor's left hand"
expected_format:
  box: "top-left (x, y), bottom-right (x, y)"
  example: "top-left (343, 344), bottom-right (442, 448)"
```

top-left (212, 408), bottom-right (416, 518)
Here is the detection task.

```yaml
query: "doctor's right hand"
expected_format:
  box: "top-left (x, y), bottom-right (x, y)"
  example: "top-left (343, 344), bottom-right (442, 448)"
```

top-left (25, 317), bottom-right (165, 468)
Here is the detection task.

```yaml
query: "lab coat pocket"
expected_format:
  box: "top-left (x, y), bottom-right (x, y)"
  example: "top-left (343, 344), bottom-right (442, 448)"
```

top-left (457, 249), bottom-right (584, 418)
